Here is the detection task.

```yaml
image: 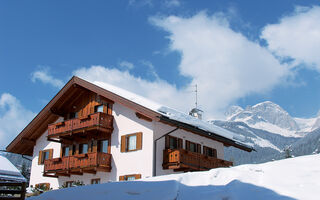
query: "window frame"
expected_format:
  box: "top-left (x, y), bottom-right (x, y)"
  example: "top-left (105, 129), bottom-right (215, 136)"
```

top-left (62, 146), bottom-right (70, 157)
top-left (185, 140), bottom-right (201, 153)
top-left (165, 135), bottom-right (183, 150)
top-left (120, 132), bottom-right (142, 152)
top-left (91, 178), bottom-right (101, 184)
top-left (119, 174), bottom-right (141, 181)
top-left (38, 149), bottom-right (53, 165)
top-left (203, 146), bottom-right (218, 158)
top-left (98, 139), bottom-right (110, 154)
top-left (79, 143), bottom-right (89, 154)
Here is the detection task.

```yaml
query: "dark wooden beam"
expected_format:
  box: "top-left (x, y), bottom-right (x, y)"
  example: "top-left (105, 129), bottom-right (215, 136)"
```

top-left (136, 112), bottom-right (153, 122)
top-left (43, 173), bottom-right (58, 178)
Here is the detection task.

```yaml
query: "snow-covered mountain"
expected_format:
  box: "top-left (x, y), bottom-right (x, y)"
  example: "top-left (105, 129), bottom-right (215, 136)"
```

top-left (209, 101), bottom-right (320, 165)
top-left (225, 101), bottom-right (319, 137)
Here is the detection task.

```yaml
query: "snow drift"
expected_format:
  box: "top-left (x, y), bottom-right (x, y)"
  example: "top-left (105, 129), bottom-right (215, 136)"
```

top-left (29, 154), bottom-right (320, 200)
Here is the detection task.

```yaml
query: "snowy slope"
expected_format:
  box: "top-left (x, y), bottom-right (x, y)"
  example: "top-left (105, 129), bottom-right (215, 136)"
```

top-left (294, 117), bottom-right (319, 132)
top-left (30, 154), bottom-right (320, 200)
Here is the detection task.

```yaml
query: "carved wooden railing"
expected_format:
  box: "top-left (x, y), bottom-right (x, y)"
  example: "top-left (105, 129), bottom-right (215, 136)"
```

top-left (44, 152), bottom-right (112, 173)
top-left (163, 149), bottom-right (233, 171)
top-left (48, 112), bottom-right (113, 136)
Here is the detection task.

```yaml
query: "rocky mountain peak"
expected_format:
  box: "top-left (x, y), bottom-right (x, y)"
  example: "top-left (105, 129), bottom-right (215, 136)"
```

top-left (227, 101), bottom-right (300, 133)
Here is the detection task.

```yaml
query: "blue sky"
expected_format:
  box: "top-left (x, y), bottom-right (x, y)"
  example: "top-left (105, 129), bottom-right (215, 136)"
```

top-left (1, 0), bottom-right (320, 148)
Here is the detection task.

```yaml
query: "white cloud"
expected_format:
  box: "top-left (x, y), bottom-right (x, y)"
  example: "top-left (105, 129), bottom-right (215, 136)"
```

top-left (261, 6), bottom-right (320, 70)
top-left (0, 93), bottom-right (35, 149)
top-left (164, 0), bottom-right (181, 7)
top-left (150, 12), bottom-right (289, 116)
top-left (119, 60), bottom-right (134, 70)
top-left (140, 60), bottom-right (159, 79)
top-left (73, 12), bottom-right (292, 119)
top-left (31, 68), bottom-right (64, 88)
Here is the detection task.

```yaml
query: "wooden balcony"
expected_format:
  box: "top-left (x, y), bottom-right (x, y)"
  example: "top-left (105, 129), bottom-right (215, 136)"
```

top-left (48, 112), bottom-right (113, 138)
top-left (163, 149), bottom-right (233, 171)
top-left (44, 152), bottom-right (112, 176)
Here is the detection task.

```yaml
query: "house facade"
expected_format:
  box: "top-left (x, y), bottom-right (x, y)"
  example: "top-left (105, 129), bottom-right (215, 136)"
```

top-left (6, 76), bottom-right (252, 189)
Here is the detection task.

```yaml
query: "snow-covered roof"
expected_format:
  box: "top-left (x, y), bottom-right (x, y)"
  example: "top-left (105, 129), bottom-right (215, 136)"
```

top-left (92, 81), bottom-right (251, 149)
top-left (0, 155), bottom-right (26, 182)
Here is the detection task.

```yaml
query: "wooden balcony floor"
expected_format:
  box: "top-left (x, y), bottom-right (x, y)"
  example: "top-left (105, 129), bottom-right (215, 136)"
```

top-left (48, 112), bottom-right (113, 139)
top-left (163, 149), bottom-right (233, 172)
top-left (44, 152), bottom-right (112, 177)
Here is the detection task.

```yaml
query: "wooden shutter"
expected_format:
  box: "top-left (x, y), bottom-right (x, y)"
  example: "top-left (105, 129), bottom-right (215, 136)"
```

top-left (135, 174), bottom-right (141, 180)
top-left (213, 148), bottom-right (217, 158)
top-left (136, 132), bottom-right (142, 150)
top-left (119, 176), bottom-right (125, 181)
top-left (203, 146), bottom-right (207, 156)
top-left (197, 144), bottom-right (201, 154)
top-left (178, 138), bottom-right (183, 149)
top-left (38, 151), bottom-right (43, 165)
top-left (165, 135), bottom-right (170, 149)
top-left (60, 146), bottom-right (63, 157)
top-left (121, 135), bottom-right (126, 152)
top-left (185, 141), bottom-right (190, 151)
top-left (49, 149), bottom-right (53, 159)
top-left (92, 140), bottom-right (98, 152)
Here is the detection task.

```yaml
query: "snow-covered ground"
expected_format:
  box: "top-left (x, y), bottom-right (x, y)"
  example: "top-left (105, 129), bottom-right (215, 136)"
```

top-left (29, 154), bottom-right (320, 200)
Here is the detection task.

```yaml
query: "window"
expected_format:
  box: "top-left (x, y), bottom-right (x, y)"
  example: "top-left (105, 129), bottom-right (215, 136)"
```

top-left (186, 140), bottom-right (201, 153)
top-left (127, 135), bottom-right (137, 151)
top-left (91, 179), bottom-right (100, 184)
top-left (165, 136), bottom-right (182, 149)
top-left (65, 181), bottom-right (74, 188)
top-left (72, 145), bottom-right (76, 155)
top-left (38, 149), bottom-right (53, 165)
top-left (98, 140), bottom-right (109, 153)
top-left (120, 132), bottom-right (142, 152)
top-left (119, 174), bottom-right (141, 181)
top-left (69, 112), bottom-right (78, 119)
top-left (95, 105), bottom-right (104, 113)
top-left (203, 146), bottom-right (217, 158)
top-left (79, 143), bottom-right (88, 154)
top-left (62, 146), bottom-right (69, 157)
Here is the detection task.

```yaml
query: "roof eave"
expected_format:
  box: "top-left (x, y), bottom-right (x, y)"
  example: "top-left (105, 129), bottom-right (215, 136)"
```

top-left (159, 116), bottom-right (254, 152)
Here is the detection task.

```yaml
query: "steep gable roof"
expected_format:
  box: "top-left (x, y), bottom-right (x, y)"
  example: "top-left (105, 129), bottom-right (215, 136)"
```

top-left (6, 76), bottom-right (253, 156)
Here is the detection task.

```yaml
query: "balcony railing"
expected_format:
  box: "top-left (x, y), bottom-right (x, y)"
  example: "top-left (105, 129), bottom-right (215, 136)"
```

top-left (44, 152), bottom-right (112, 176)
top-left (163, 149), bottom-right (233, 171)
top-left (48, 112), bottom-right (113, 137)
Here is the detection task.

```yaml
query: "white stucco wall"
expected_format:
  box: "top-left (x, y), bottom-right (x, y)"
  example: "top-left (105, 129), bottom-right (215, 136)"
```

top-left (29, 129), bottom-right (61, 189)
top-left (154, 121), bottom-right (225, 176)
top-left (108, 102), bottom-right (154, 181)
top-left (29, 103), bottom-right (155, 189)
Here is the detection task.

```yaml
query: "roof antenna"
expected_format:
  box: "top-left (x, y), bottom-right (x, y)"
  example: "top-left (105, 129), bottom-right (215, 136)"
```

top-left (189, 84), bottom-right (203, 119)
top-left (195, 84), bottom-right (198, 109)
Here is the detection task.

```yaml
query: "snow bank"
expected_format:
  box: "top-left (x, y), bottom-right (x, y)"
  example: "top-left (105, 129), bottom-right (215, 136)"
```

top-left (30, 154), bottom-right (320, 200)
